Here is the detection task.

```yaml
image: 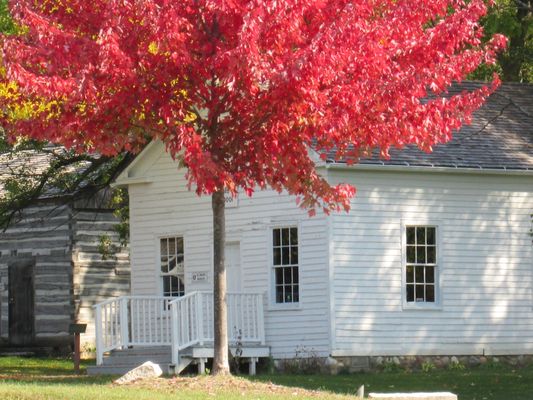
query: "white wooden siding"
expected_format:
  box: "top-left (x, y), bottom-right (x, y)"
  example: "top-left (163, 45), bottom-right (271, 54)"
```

top-left (128, 149), bottom-right (330, 358)
top-left (328, 169), bottom-right (533, 356)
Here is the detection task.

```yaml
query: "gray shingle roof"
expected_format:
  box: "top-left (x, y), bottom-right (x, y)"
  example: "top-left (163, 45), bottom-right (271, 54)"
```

top-left (330, 82), bottom-right (533, 171)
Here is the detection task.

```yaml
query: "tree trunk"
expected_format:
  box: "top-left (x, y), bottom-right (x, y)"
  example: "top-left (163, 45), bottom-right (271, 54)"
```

top-left (211, 188), bottom-right (230, 375)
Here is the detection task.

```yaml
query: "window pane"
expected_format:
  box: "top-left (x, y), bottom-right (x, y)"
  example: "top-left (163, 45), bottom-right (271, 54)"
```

top-left (163, 276), bottom-right (171, 296)
top-left (284, 267), bottom-right (292, 285)
top-left (406, 284), bottom-right (414, 302)
top-left (416, 246), bottom-right (426, 264)
top-left (415, 284), bottom-right (425, 302)
top-left (426, 285), bottom-right (435, 302)
top-left (276, 286), bottom-right (284, 303)
top-left (273, 247), bottom-right (281, 265)
top-left (416, 227), bottom-right (425, 245)
top-left (282, 228), bottom-right (289, 245)
top-left (284, 286), bottom-right (293, 302)
top-left (160, 238), bottom-right (168, 256)
top-left (426, 266), bottom-right (435, 283)
top-left (275, 268), bottom-right (283, 285)
top-left (282, 247), bottom-right (290, 265)
top-left (168, 238), bottom-right (176, 256)
top-left (293, 286), bottom-right (299, 302)
top-left (406, 265), bottom-right (414, 283)
top-left (427, 227), bottom-right (436, 245)
top-left (161, 256), bottom-right (169, 273)
top-left (290, 227), bottom-right (298, 245)
top-left (292, 266), bottom-right (299, 284)
top-left (406, 246), bottom-right (415, 263)
top-left (406, 227), bottom-right (415, 245)
top-left (415, 266), bottom-right (424, 283)
top-left (427, 246), bottom-right (436, 264)
top-left (273, 229), bottom-right (281, 247)
top-left (290, 246), bottom-right (298, 265)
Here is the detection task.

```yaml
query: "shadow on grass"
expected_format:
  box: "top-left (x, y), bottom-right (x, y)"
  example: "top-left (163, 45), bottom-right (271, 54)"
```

top-left (0, 356), bottom-right (114, 386)
top-left (248, 363), bottom-right (533, 400)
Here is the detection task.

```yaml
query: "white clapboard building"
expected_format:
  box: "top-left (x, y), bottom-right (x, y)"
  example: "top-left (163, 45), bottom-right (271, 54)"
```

top-left (90, 82), bottom-right (533, 375)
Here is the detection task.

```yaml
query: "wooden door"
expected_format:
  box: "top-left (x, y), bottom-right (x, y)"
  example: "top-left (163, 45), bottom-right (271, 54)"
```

top-left (8, 259), bottom-right (35, 346)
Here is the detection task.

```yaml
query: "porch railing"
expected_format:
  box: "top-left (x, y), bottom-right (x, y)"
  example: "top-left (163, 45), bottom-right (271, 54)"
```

top-left (94, 292), bottom-right (265, 366)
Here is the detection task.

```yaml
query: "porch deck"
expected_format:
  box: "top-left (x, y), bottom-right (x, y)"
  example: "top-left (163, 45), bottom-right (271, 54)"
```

top-left (89, 291), bottom-right (268, 375)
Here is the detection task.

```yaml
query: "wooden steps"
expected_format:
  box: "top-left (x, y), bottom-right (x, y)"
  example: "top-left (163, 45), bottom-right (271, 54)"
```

top-left (87, 344), bottom-right (270, 376)
top-left (87, 346), bottom-right (173, 375)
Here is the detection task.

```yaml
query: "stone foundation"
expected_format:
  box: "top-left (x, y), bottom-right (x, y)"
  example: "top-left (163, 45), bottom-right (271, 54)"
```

top-left (328, 354), bottom-right (533, 374)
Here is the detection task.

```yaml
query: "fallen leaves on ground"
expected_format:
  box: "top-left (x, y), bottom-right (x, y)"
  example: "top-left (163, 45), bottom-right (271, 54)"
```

top-left (122, 375), bottom-right (344, 398)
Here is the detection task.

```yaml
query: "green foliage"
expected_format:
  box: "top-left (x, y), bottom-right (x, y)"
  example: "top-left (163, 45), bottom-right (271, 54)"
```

top-left (0, 0), bottom-right (16, 35)
top-left (110, 188), bottom-right (130, 247)
top-left (382, 360), bottom-right (404, 373)
top-left (474, 0), bottom-right (533, 82)
top-left (97, 233), bottom-right (115, 261)
top-left (421, 361), bottom-right (436, 373)
top-left (448, 360), bottom-right (466, 371)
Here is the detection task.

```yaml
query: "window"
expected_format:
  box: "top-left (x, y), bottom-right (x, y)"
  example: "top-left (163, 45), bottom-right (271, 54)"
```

top-left (272, 227), bottom-right (299, 304)
top-left (160, 237), bottom-right (185, 297)
top-left (405, 226), bottom-right (437, 304)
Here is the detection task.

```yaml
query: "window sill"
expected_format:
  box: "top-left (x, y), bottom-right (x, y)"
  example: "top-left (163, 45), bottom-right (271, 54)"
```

top-left (268, 303), bottom-right (302, 312)
top-left (402, 303), bottom-right (442, 311)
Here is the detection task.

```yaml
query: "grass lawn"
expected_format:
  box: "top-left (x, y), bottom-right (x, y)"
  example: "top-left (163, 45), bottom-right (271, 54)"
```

top-left (1, 356), bottom-right (533, 400)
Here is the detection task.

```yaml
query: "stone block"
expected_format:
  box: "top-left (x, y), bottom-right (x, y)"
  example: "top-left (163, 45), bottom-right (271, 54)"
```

top-left (114, 361), bottom-right (163, 385)
top-left (368, 393), bottom-right (457, 400)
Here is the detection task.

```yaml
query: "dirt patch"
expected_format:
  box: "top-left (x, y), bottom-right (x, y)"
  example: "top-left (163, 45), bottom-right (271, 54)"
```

top-left (123, 375), bottom-right (344, 398)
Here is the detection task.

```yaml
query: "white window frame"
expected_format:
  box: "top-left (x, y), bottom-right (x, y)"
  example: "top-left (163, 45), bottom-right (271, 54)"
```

top-left (401, 220), bottom-right (443, 310)
top-left (269, 224), bottom-right (301, 310)
top-left (156, 234), bottom-right (186, 298)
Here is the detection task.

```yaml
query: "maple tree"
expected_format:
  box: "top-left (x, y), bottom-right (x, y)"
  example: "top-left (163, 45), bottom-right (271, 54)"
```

top-left (1, 0), bottom-right (505, 374)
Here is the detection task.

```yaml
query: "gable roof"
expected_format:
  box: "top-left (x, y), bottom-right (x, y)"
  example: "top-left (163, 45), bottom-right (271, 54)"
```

top-left (331, 82), bottom-right (533, 171)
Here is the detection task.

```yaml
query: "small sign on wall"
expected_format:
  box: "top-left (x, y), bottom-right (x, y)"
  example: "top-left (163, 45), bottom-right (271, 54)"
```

top-left (224, 188), bottom-right (239, 208)
top-left (189, 271), bottom-right (209, 284)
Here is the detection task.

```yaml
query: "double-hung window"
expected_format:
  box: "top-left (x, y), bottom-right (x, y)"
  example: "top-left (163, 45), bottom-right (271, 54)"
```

top-left (160, 236), bottom-right (185, 297)
top-left (272, 227), bottom-right (299, 304)
top-left (405, 226), bottom-right (437, 304)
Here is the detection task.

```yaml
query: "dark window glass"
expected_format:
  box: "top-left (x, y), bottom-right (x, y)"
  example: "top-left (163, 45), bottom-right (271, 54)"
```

top-left (426, 285), bottom-right (435, 302)
top-left (273, 230), bottom-right (281, 247)
top-left (273, 248), bottom-right (281, 265)
top-left (406, 265), bottom-right (414, 283)
top-left (416, 246), bottom-right (426, 264)
top-left (281, 228), bottom-right (289, 245)
top-left (415, 284), bottom-right (425, 302)
top-left (416, 227), bottom-right (425, 245)
top-left (406, 284), bottom-right (414, 302)
top-left (427, 246), bottom-right (436, 264)
top-left (406, 227), bottom-right (415, 245)
top-left (290, 227), bottom-right (298, 245)
top-left (406, 246), bottom-right (415, 263)
top-left (427, 227), bottom-right (436, 245)
top-left (426, 266), bottom-right (434, 284)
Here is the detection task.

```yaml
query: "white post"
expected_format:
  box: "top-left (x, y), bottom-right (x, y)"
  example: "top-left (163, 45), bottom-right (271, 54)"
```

top-left (95, 304), bottom-right (104, 365)
top-left (258, 293), bottom-right (266, 345)
top-left (249, 357), bottom-right (258, 376)
top-left (197, 293), bottom-right (204, 345)
top-left (120, 297), bottom-right (129, 349)
top-left (170, 300), bottom-right (180, 368)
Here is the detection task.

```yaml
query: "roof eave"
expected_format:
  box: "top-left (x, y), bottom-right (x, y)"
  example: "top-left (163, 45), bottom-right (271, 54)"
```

top-left (326, 162), bottom-right (533, 176)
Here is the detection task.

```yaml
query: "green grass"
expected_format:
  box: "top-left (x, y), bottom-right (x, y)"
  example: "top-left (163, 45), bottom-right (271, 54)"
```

top-left (1, 356), bottom-right (533, 400)
top-left (256, 364), bottom-right (533, 400)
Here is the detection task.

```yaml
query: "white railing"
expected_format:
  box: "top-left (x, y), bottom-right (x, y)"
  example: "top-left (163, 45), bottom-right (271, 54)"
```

top-left (94, 292), bottom-right (265, 366)
top-left (94, 296), bottom-right (174, 365)
top-left (170, 291), bottom-right (265, 366)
